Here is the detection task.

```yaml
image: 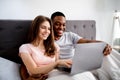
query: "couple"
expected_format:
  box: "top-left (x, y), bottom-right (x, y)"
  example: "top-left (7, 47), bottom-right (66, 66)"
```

top-left (19, 11), bottom-right (112, 80)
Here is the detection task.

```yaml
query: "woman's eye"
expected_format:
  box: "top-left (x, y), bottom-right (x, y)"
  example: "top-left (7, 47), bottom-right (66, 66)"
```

top-left (48, 27), bottom-right (51, 30)
top-left (40, 26), bottom-right (46, 29)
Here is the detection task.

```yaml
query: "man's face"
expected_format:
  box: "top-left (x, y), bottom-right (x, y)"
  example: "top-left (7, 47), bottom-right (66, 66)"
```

top-left (52, 16), bottom-right (66, 37)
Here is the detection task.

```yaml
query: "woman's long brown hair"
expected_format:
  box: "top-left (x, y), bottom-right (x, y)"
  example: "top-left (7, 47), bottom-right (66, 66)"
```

top-left (28, 15), bottom-right (56, 56)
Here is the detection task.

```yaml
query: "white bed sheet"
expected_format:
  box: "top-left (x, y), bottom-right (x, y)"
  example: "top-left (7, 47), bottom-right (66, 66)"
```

top-left (97, 49), bottom-right (120, 80)
top-left (47, 70), bottom-right (97, 80)
top-left (72, 71), bottom-right (96, 80)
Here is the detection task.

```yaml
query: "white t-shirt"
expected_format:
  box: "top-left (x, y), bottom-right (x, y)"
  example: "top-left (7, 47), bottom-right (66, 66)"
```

top-left (55, 32), bottom-right (82, 59)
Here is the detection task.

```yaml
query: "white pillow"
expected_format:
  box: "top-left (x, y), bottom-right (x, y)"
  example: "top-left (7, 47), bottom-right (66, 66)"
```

top-left (0, 57), bottom-right (21, 80)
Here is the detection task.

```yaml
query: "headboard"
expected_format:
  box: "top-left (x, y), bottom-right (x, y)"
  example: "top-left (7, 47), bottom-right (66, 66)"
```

top-left (0, 20), bottom-right (96, 63)
top-left (66, 20), bottom-right (96, 40)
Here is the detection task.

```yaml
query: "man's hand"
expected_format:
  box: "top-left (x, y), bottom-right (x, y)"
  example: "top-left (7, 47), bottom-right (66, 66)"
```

top-left (103, 44), bottom-right (112, 56)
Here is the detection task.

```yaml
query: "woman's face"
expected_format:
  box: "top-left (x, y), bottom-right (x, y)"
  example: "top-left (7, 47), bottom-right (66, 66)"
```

top-left (38, 21), bottom-right (51, 40)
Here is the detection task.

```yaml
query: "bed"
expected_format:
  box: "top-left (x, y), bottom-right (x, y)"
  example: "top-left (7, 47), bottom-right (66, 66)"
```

top-left (0, 20), bottom-right (120, 80)
top-left (0, 20), bottom-right (96, 63)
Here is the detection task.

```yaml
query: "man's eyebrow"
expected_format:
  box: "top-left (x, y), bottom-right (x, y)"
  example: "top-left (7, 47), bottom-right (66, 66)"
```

top-left (54, 21), bottom-right (60, 23)
top-left (54, 22), bottom-right (61, 24)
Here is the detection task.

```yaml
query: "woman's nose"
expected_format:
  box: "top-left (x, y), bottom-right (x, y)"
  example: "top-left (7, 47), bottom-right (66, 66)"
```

top-left (45, 29), bottom-right (50, 33)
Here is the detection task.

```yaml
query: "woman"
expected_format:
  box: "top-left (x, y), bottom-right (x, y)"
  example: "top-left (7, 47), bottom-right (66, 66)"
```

top-left (19, 15), bottom-right (72, 80)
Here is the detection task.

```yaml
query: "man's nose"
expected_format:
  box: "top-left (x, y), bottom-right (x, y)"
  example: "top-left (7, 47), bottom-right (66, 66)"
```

top-left (59, 24), bottom-right (64, 29)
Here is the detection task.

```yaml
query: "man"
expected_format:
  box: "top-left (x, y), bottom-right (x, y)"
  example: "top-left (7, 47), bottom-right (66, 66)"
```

top-left (51, 11), bottom-right (111, 59)
top-left (50, 11), bottom-right (112, 79)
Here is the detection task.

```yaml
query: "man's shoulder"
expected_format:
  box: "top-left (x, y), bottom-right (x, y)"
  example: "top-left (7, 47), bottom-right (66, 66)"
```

top-left (64, 31), bottom-right (77, 36)
top-left (64, 31), bottom-right (75, 34)
top-left (64, 31), bottom-right (81, 40)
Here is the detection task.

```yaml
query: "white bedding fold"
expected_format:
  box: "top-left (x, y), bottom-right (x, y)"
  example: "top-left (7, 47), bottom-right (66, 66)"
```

top-left (98, 49), bottom-right (120, 80)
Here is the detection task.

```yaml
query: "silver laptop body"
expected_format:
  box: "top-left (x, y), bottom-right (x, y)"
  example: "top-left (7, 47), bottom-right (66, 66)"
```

top-left (70, 42), bottom-right (106, 75)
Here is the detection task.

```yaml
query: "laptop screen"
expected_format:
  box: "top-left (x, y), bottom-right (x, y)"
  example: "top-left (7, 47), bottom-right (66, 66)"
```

top-left (70, 42), bottom-right (106, 75)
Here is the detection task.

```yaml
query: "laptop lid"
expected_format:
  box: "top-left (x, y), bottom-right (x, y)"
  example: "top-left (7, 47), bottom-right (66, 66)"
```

top-left (70, 42), bottom-right (106, 75)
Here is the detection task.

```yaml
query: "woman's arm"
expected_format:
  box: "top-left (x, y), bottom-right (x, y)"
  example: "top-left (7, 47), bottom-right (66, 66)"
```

top-left (20, 52), bottom-right (72, 75)
top-left (20, 53), bottom-right (58, 75)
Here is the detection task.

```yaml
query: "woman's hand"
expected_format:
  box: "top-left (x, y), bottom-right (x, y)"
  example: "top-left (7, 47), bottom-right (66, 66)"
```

top-left (56, 59), bottom-right (72, 68)
top-left (103, 44), bottom-right (112, 56)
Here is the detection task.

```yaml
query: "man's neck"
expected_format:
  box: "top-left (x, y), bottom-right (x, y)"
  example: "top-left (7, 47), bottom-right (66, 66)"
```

top-left (54, 36), bottom-right (61, 41)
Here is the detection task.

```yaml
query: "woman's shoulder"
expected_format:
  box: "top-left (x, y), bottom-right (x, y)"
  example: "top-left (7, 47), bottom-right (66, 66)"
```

top-left (20, 43), bottom-right (31, 48)
top-left (19, 43), bottom-right (35, 51)
top-left (19, 43), bottom-right (33, 54)
top-left (54, 43), bottom-right (60, 51)
top-left (54, 42), bottom-right (59, 48)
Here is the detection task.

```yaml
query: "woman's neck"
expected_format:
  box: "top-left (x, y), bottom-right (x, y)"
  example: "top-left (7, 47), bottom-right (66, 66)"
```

top-left (32, 39), bottom-right (44, 47)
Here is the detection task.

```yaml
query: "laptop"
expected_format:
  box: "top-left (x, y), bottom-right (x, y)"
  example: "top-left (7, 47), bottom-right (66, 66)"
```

top-left (57, 42), bottom-right (106, 75)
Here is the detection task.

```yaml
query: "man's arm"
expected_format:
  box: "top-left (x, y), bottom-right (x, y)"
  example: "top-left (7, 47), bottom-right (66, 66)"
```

top-left (77, 38), bottom-right (101, 43)
top-left (77, 38), bottom-right (112, 56)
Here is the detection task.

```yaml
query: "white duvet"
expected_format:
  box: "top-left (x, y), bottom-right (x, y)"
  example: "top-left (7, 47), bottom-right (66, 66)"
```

top-left (70, 49), bottom-right (120, 80)
top-left (98, 49), bottom-right (120, 80)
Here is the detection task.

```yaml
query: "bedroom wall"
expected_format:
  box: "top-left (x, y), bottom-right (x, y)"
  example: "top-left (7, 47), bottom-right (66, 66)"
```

top-left (0, 0), bottom-right (119, 45)
top-left (115, 0), bottom-right (120, 10)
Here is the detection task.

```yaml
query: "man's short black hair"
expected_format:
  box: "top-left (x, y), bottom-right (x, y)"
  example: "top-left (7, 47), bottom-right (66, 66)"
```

top-left (51, 11), bottom-right (65, 20)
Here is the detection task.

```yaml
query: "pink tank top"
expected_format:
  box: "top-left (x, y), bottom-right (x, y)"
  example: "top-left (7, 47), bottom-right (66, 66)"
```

top-left (19, 44), bottom-right (56, 66)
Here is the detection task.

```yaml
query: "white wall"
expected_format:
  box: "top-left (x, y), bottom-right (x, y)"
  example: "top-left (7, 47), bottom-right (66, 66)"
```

top-left (116, 0), bottom-right (120, 10)
top-left (0, 0), bottom-right (119, 44)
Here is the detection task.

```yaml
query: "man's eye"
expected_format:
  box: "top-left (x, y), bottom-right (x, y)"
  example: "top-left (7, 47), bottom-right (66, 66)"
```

top-left (55, 23), bottom-right (60, 26)
top-left (63, 24), bottom-right (66, 26)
